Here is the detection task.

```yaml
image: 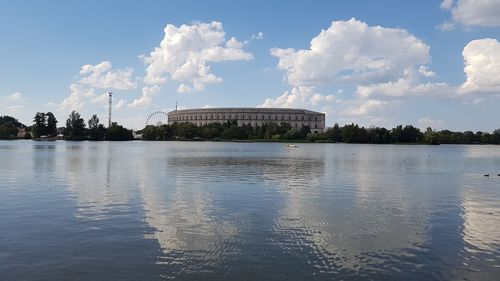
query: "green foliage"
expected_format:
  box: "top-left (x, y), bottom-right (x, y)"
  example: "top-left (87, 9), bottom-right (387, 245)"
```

top-left (46, 112), bottom-right (58, 136)
top-left (105, 122), bottom-right (133, 141)
top-left (0, 115), bottom-right (24, 128)
top-left (0, 115), bottom-right (25, 139)
top-left (3, 112), bottom-right (500, 145)
top-left (0, 124), bottom-right (18, 139)
top-left (31, 112), bottom-right (57, 138)
top-left (65, 111), bottom-right (86, 140)
top-left (87, 115), bottom-right (106, 141)
top-left (32, 112), bottom-right (46, 138)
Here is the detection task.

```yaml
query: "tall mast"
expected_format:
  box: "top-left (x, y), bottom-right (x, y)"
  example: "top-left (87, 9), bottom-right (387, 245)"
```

top-left (108, 92), bottom-right (112, 127)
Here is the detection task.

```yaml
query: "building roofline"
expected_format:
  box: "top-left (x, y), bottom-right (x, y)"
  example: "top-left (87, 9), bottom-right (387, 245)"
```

top-left (168, 107), bottom-right (324, 115)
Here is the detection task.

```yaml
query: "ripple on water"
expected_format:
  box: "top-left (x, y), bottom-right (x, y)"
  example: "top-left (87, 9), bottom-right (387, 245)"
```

top-left (1, 142), bottom-right (500, 280)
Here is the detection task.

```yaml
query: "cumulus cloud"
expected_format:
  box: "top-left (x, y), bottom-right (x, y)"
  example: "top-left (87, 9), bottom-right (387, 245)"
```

top-left (271, 18), bottom-right (431, 86)
top-left (340, 99), bottom-right (390, 117)
top-left (460, 38), bottom-right (500, 94)
top-left (418, 66), bottom-right (436, 77)
top-left (440, 0), bottom-right (454, 10)
top-left (262, 18), bottom-right (448, 121)
top-left (128, 85), bottom-right (161, 108)
top-left (258, 86), bottom-right (335, 108)
top-left (417, 117), bottom-right (446, 130)
top-left (91, 93), bottom-right (109, 104)
top-left (79, 61), bottom-right (137, 90)
top-left (143, 21), bottom-right (253, 93)
top-left (440, 0), bottom-right (500, 28)
top-left (114, 99), bottom-right (127, 110)
top-left (357, 78), bottom-right (451, 99)
top-left (59, 84), bottom-right (96, 111)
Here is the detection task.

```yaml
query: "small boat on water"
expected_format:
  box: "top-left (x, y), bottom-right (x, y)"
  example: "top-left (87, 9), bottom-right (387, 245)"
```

top-left (286, 144), bottom-right (298, 148)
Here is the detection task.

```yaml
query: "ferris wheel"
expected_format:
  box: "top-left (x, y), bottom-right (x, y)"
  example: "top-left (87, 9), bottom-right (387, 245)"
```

top-left (146, 111), bottom-right (168, 126)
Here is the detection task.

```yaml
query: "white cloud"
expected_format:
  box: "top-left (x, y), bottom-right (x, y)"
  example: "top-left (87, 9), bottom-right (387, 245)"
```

top-left (436, 21), bottom-right (456, 31)
top-left (114, 99), bottom-right (127, 110)
top-left (418, 65), bottom-right (436, 77)
top-left (251, 32), bottom-right (264, 40)
top-left (440, 0), bottom-right (454, 10)
top-left (340, 99), bottom-right (390, 117)
top-left (417, 117), bottom-right (446, 130)
top-left (262, 18), bottom-right (449, 120)
top-left (91, 93), bottom-right (109, 104)
top-left (441, 0), bottom-right (500, 28)
top-left (460, 38), bottom-right (500, 94)
top-left (7, 92), bottom-right (22, 100)
top-left (128, 85), bottom-right (161, 108)
top-left (59, 84), bottom-right (96, 111)
top-left (271, 18), bottom-right (431, 86)
top-left (177, 83), bottom-right (194, 94)
top-left (79, 61), bottom-right (137, 90)
top-left (357, 78), bottom-right (451, 99)
top-left (258, 86), bottom-right (335, 108)
top-left (143, 21), bottom-right (254, 93)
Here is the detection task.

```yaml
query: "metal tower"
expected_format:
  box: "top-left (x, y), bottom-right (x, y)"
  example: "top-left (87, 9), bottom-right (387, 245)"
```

top-left (108, 92), bottom-right (112, 127)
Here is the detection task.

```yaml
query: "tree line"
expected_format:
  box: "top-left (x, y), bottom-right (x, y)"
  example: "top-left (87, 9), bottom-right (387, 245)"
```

top-left (141, 121), bottom-right (500, 144)
top-left (2, 113), bottom-right (500, 144)
top-left (61, 111), bottom-right (133, 141)
top-left (0, 111), bottom-right (133, 141)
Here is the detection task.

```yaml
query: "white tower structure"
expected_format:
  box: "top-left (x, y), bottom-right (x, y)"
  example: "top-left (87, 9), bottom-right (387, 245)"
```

top-left (108, 92), bottom-right (112, 127)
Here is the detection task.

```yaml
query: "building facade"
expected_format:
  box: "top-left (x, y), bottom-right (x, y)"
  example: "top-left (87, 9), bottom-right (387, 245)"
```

top-left (167, 108), bottom-right (326, 133)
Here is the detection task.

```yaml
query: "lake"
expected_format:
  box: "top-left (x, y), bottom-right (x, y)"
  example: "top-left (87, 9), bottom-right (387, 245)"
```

top-left (1, 140), bottom-right (499, 280)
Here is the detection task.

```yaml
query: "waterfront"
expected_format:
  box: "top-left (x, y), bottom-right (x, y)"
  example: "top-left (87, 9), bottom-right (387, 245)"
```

top-left (1, 140), bottom-right (499, 280)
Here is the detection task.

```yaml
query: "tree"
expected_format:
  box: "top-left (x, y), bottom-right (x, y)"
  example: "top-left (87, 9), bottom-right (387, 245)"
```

top-left (32, 112), bottom-right (47, 138)
top-left (65, 111), bottom-right (85, 140)
top-left (46, 112), bottom-right (58, 136)
top-left (423, 127), bottom-right (439, 145)
top-left (0, 115), bottom-right (24, 128)
top-left (0, 124), bottom-right (18, 139)
top-left (326, 123), bottom-right (342, 142)
top-left (492, 129), bottom-right (500, 144)
top-left (105, 122), bottom-right (133, 141)
top-left (87, 115), bottom-right (105, 141)
top-left (88, 114), bottom-right (99, 130)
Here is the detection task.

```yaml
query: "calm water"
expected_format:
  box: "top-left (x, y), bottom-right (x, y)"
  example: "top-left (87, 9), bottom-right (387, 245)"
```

top-left (1, 141), bottom-right (499, 280)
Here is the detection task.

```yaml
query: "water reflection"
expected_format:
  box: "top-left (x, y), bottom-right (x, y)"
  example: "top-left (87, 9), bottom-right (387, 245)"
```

top-left (269, 145), bottom-right (433, 275)
top-left (137, 153), bottom-right (239, 277)
top-left (2, 141), bottom-right (500, 280)
top-left (458, 186), bottom-right (500, 280)
top-left (63, 142), bottom-right (130, 221)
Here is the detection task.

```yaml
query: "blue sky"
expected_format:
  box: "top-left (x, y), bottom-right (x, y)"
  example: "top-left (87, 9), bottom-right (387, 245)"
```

top-left (1, 0), bottom-right (499, 131)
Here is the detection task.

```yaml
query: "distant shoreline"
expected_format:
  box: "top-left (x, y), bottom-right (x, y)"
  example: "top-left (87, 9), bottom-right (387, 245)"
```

top-left (6, 138), bottom-right (500, 145)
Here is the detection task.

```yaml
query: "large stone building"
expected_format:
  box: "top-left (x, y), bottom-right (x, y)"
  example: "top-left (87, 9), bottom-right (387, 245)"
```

top-left (167, 108), bottom-right (326, 133)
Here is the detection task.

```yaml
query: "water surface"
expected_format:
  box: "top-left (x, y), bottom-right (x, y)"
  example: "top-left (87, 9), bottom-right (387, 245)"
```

top-left (1, 141), bottom-right (499, 280)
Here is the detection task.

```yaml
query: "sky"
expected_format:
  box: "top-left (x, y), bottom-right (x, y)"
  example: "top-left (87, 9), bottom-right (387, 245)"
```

top-left (0, 0), bottom-right (499, 131)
